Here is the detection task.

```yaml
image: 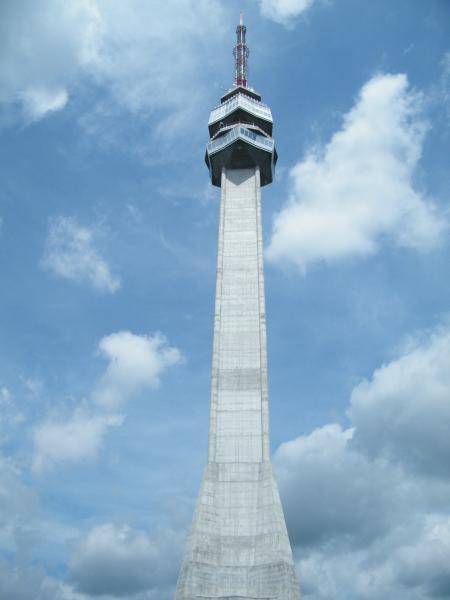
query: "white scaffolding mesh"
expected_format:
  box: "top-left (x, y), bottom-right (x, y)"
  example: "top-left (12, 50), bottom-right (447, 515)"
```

top-left (175, 168), bottom-right (300, 600)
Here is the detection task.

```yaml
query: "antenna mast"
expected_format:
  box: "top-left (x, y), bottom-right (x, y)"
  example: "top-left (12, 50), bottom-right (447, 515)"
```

top-left (233, 12), bottom-right (249, 87)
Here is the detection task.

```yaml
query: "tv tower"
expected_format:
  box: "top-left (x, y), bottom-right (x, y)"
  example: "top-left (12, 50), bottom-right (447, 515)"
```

top-left (175, 15), bottom-right (301, 600)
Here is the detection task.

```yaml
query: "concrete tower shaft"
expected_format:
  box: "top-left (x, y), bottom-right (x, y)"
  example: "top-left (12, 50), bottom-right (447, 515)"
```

top-left (175, 18), bottom-right (300, 600)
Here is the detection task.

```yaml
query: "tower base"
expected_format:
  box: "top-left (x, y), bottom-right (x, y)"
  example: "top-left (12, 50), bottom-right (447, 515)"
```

top-left (175, 462), bottom-right (300, 600)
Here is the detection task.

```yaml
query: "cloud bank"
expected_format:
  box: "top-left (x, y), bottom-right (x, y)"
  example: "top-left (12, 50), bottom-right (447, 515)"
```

top-left (27, 325), bottom-right (450, 598)
top-left (267, 74), bottom-right (446, 272)
top-left (349, 329), bottom-right (450, 477)
top-left (68, 523), bottom-right (181, 598)
top-left (274, 326), bottom-right (450, 599)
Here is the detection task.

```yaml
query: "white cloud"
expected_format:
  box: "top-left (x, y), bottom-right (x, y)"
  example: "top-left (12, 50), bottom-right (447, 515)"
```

top-left (0, 562), bottom-right (46, 600)
top-left (41, 216), bottom-right (121, 294)
top-left (274, 325), bottom-right (450, 599)
top-left (32, 410), bottom-right (123, 473)
top-left (0, 0), bottom-right (224, 133)
top-left (0, 561), bottom-right (89, 600)
top-left (395, 519), bottom-right (450, 598)
top-left (19, 87), bottom-right (69, 121)
top-left (75, 0), bottom-right (226, 154)
top-left (274, 424), bottom-right (403, 548)
top-left (267, 74), bottom-right (446, 272)
top-left (85, 1), bottom-right (223, 114)
top-left (32, 331), bottom-right (182, 471)
top-left (0, 387), bottom-right (11, 403)
top-left (22, 376), bottom-right (44, 397)
top-left (295, 518), bottom-right (450, 600)
top-left (68, 523), bottom-right (180, 597)
top-left (0, 0), bottom-right (101, 123)
top-left (94, 331), bottom-right (184, 410)
top-left (260, 0), bottom-right (317, 25)
top-left (349, 328), bottom-right (450, 476)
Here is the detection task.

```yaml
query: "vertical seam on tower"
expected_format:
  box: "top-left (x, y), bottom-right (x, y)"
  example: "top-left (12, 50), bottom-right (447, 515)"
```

top-left (208, 167), bottom-right (226, 463)
top-left (255, 166), bottom-right (264, 464)
top-left (255, 166), bottom-right (270, 462)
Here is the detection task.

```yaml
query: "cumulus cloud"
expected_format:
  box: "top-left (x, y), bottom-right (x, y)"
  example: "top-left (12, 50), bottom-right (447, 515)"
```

top-left (32, 330), bottom-right (182, 471)
top-left (0, 562), bottom-right (62, 600)
top-left (274, 325), bottom-right (450, 599)
top-left (294, 518), bottom-right (450, 600)
top-left (32, 409), bottom-right (123, 473)
top-left (395, 519), bottom-right (450, 598)
top-left (274, 424), bottom-right (403, 548)
top-left (0, 0), bottom-right (224, 132)
top-left (0, 562), bottom-right (47, 600)
top-left (93, 331), bottom-right (184, 410)
top-left (267, 74), bottom-right (446, 272)
top-left (0, 560), bottom-right (91, 600)
top-left (349, 328), bottom-right (450, 476)
top-left (41, 216), bottom-right (121, 294)
top-left (259, 0), bottom-right (317, 25)
top-left (68, 523), bottom-right (180, 597)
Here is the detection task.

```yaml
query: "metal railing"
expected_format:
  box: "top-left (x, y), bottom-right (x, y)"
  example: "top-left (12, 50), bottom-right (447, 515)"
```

top-left (208, 93), bottom-right (272, 126)
top-left (211, 121), bottom-right (270, 141)
top-left (207, 125), bottom-right (275, 155)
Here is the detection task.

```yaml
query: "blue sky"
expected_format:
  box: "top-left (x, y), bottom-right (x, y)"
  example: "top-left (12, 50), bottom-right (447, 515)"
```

top-left (0, 1), bottom-right (449, 598)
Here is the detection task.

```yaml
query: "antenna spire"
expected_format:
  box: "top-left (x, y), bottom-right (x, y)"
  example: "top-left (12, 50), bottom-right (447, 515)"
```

top-left (233, 13), bottom-right (249, 87)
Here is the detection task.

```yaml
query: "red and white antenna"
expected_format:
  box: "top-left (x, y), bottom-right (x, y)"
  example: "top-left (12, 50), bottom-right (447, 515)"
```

top-left (233, 12), bottom-right (249, 87)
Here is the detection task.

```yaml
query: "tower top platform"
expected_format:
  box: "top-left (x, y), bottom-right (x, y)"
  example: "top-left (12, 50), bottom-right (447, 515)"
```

top-left (221, 85), bottom-right (261, 103)
top-left (205, 16), bottom-right (277, 187)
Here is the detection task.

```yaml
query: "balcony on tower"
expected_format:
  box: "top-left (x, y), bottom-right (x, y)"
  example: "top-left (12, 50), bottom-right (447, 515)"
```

top-left (206, 89), bottom-right (277, 187)
top-left (208, 88), bottom-right (273, 137)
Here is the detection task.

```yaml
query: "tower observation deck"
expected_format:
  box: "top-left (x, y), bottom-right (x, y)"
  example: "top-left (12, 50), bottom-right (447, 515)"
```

top-left (175, 15), bottom-right (300, 600)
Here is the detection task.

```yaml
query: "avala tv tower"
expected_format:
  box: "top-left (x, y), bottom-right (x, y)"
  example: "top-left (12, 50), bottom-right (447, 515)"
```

top-left (175, 15), bottom-right (301, 600)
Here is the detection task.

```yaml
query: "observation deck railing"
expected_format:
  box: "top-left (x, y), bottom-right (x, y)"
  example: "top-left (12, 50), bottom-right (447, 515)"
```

top-left (207, 125), bottom-right (275, 156)
top-left (208, 92), bottom-right (272, 126)
top-left (211, 121), bottom-right (271, 141)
